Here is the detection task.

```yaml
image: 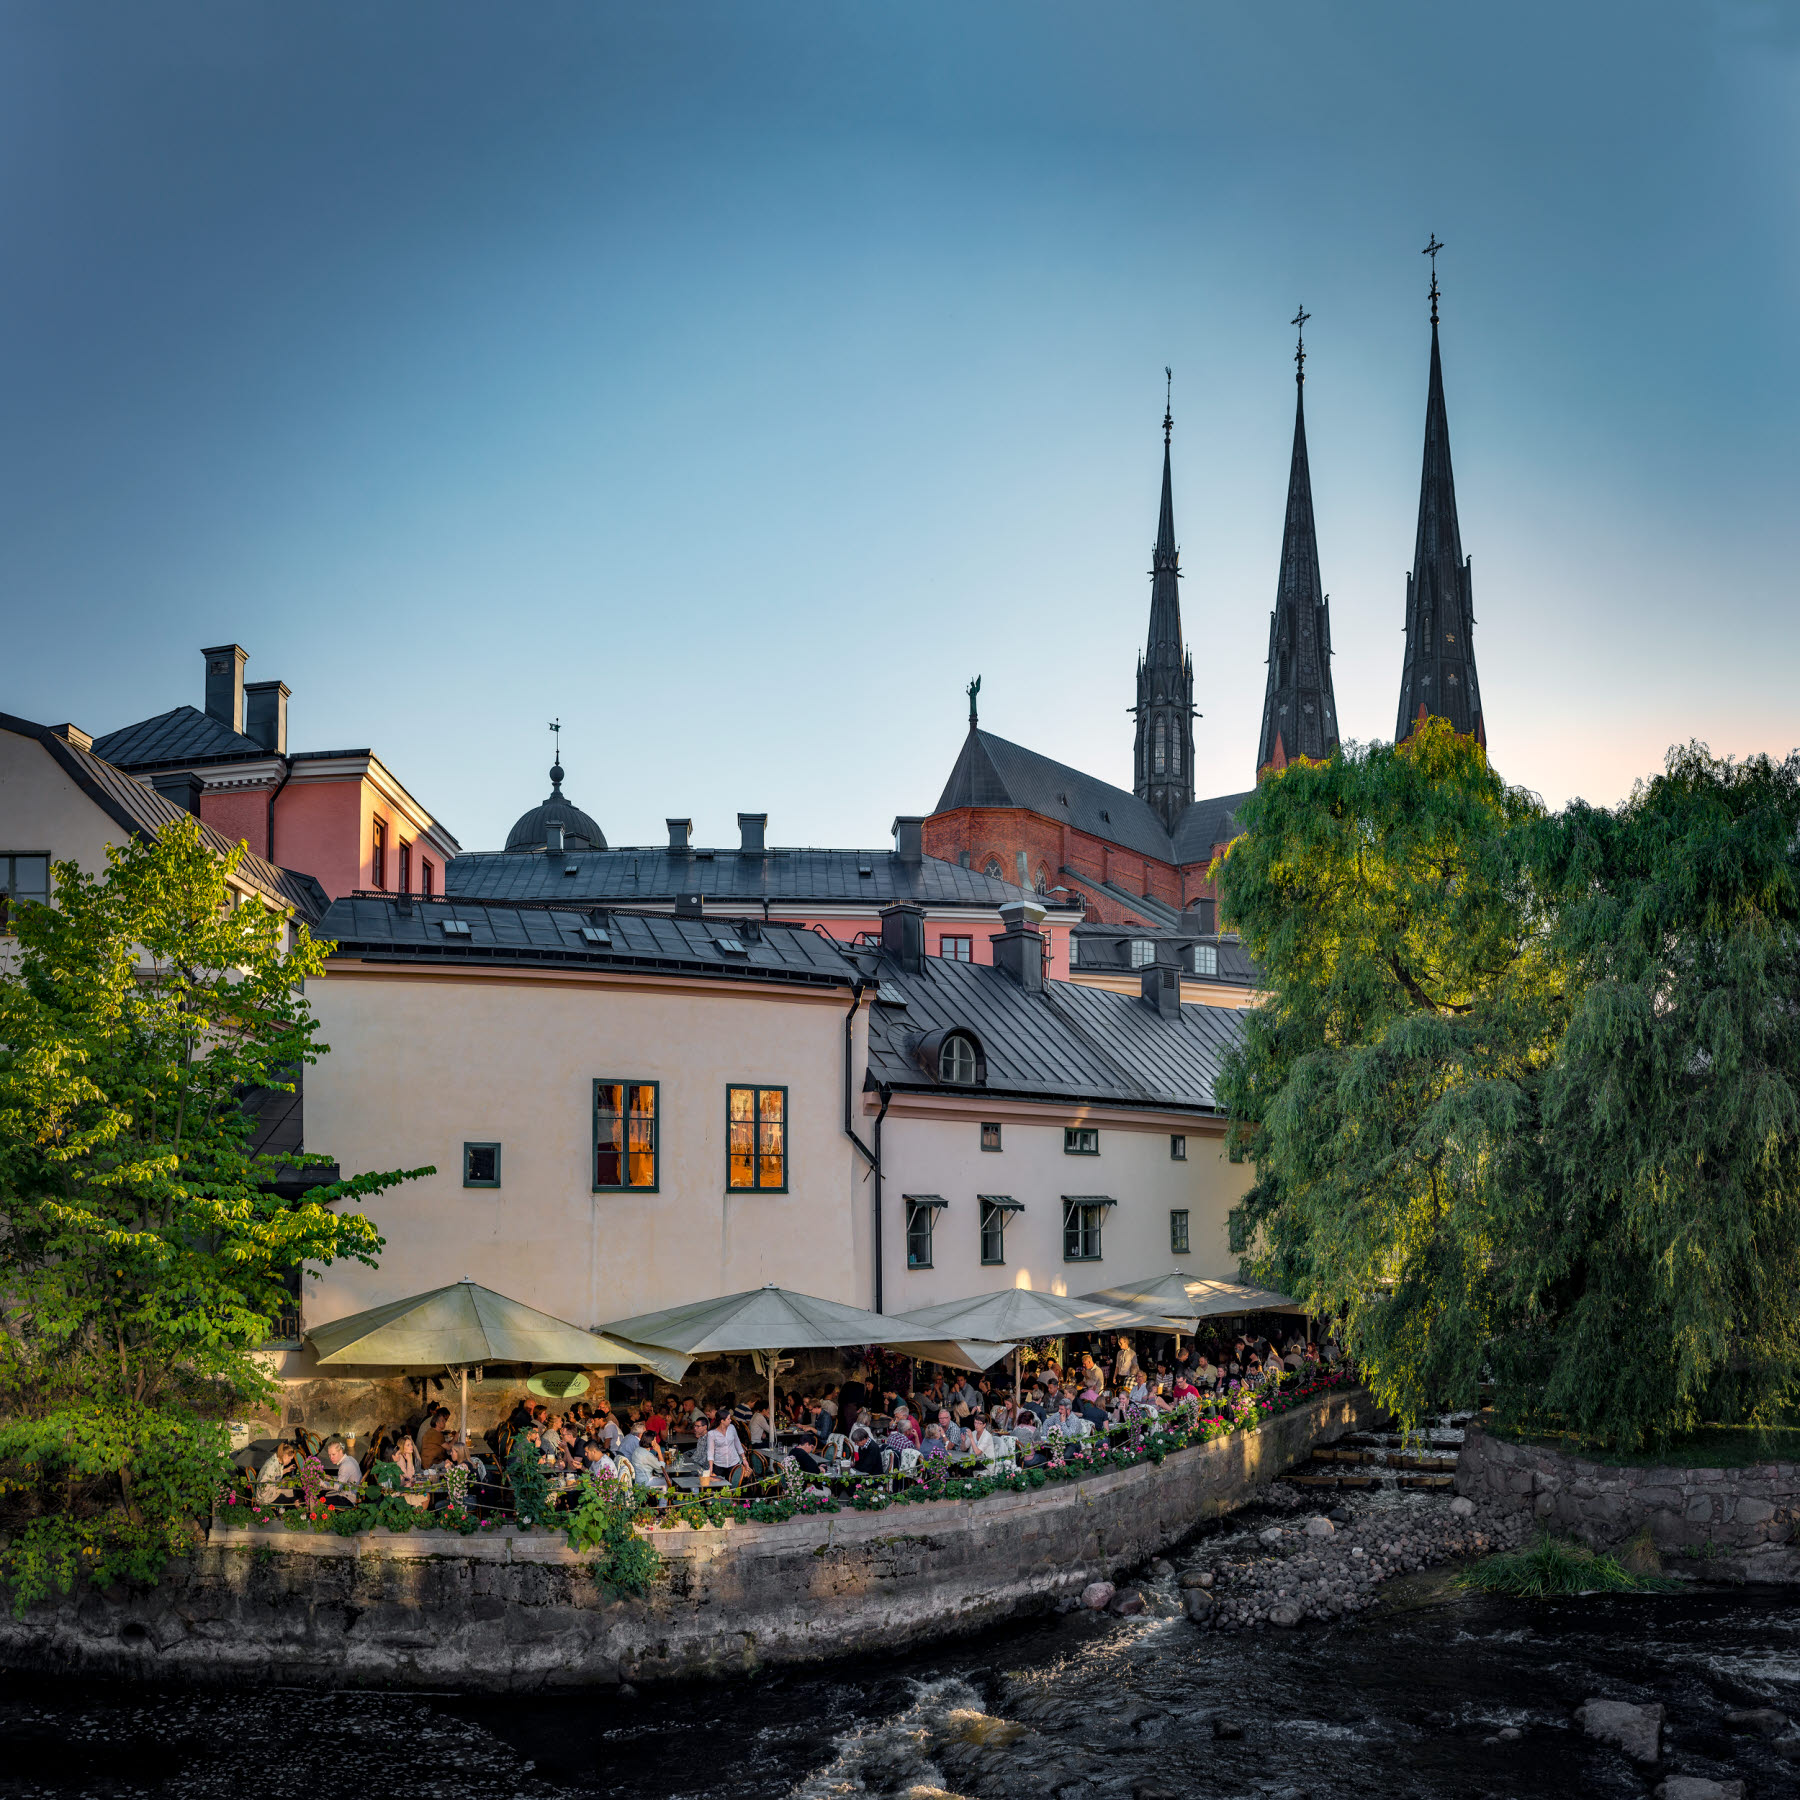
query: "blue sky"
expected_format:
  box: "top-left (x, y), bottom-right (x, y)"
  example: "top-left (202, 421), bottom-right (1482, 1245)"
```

top-left (3, 2), bottom-right (1795, 852)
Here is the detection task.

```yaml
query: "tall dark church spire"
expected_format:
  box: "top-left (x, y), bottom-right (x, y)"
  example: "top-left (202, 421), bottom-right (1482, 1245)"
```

top-left (1257, 307), bottom-right (1339, 776)
top-left (1133, 370), bottom-right (1196, 831)
top-left (1396, 237), bottom-right (1485, 748)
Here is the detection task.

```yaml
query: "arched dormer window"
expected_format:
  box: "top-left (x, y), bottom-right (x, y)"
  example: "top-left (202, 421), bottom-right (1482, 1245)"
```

top-left (915, 1026), bottom-right (987, 1088)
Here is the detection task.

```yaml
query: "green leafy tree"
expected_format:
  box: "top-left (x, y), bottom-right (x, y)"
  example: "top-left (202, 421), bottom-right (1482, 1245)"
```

top-left (0, 819), bottom-right (427, 1608)
top-left (1493, 745), bottom-right (1800, 1445)
top-left (1215, 718), bottom-right (1560, 1425)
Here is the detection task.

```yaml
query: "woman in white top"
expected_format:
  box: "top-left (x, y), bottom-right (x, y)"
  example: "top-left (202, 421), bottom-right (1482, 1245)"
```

top-left (703, 1410), bottom-right (745, 1486)
top-left (747, 1405), bottom-right (774, 1447)
top-left (967, 1415), bottom-right (997, 1464)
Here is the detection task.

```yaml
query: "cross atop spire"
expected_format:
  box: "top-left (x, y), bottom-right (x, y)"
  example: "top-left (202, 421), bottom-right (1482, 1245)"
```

top-left (1163, 365), bottom-right (1173, 446)
top-left (1423, 232), bottom-right (1444, 326)
top-left (547, 716), bottom-right (564, 788)
top-left (1292, 305), bottom-right (1311, 386)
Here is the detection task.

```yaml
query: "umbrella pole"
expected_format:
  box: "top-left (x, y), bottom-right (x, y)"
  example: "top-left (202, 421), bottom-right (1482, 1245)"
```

top-left (1013, 1347), bottom-right (1021, 1411)
top-left (459, 1366), bottom-right (468, 1443)
top-left (768, 1353), bottom-right (778, 1477)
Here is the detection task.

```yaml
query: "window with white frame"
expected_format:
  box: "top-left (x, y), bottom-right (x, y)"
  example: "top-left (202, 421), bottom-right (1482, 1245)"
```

top-left (1190, 944), bottom-right (1218, 976)
top-left (1129, 939), bottom-right (1155, 969)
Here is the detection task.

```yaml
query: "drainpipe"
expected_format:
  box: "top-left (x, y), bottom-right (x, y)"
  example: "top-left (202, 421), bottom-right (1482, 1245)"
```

top-left (265, 755), bottom-right (293, 865)
top-left (872, 1083), bottom-right (892, 1314)
top-left (841, 981), bottom-right (884, 1309)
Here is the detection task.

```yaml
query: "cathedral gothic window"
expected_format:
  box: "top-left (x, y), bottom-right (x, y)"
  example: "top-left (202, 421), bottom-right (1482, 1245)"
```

top-left (983, 858), bottom-right (1004, 880)
top-left (1153, 719), bottom-right (1166, 775)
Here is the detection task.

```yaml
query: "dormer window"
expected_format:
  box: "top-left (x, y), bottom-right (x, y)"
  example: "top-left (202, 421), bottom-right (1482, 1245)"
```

top-left (1190, 944), bottom-right (1218, 976)
top-left (941, 1033), bottom-right (979, 1085)
top-left (1129, 939), bottom-right (1155, 969)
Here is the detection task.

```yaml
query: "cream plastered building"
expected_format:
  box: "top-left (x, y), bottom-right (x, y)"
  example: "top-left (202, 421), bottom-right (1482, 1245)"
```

top-left (297, 899), bottom-right (872, 1341)
top-left (0, 711), bottom-right (327, 937)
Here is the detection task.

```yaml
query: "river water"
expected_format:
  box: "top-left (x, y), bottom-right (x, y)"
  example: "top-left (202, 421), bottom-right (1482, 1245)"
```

top-left (4, 1480), bottom-right (1799, 1799)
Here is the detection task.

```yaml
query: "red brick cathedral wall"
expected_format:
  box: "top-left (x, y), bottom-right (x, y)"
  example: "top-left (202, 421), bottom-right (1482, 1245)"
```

top-left (924, 807), bottom-right (1222, 928)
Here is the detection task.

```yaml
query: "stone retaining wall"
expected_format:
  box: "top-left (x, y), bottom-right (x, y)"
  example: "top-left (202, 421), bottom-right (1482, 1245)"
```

top-left (1455, 1419), bottom-right (1800, 1564)
top-left (0, 1389), bottom-right (1370, 1692)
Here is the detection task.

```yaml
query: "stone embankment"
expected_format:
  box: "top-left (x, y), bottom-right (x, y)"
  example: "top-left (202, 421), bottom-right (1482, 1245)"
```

top-left (1455, 1418), bottom-right (1800, 1581)
top-left (1171, 1489), bottom-right (1529, 1630)
top-left (0, 1388), bottom-right (1371, 1691)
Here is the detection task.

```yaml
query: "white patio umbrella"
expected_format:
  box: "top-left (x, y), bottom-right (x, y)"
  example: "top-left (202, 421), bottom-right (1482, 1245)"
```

top-left (1080, 1273), bottom-right (1306, 1356)
top-left (894, 1287), bottom-right (1172, 1408)
top-left (601, 1285), bottom-right (1017, 1443)
top-left (307, 1278), bottom-right (691, 1441)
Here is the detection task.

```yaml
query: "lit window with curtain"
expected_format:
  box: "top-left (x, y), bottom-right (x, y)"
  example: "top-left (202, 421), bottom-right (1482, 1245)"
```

top-left (594, 1081), bottom-right (659, 1190)
top-left (371, 818), bottom-right (386, 890)
top-left (727, 1085), bottom-right (787, 1191)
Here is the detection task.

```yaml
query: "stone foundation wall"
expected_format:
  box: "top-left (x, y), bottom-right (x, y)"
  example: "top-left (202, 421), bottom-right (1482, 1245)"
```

top-left (0, 1389), bottom-right (1370, 1692)
top-left (1455, 1420), bottom-right (1800, 1556)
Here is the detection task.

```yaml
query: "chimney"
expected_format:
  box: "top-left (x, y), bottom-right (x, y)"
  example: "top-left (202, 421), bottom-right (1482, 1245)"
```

top-left (151, 770), bottom-right (205, 816)
top-left (891, 816), bottom-right (924, 865)
top-left (674, 890), bottom-right (704, 919)
top-left (244, 680), bottom-right (290, 754)
top-left (48, 723), bottom-right (93, 752)
top-left (738, 812), bottom-right (767, 854)
top-left (667, 818), bottom-right (692, 856)
top-left (546, 820), bottom-right (564, 854)
top-left (201, 644), bottom-right (248, 734)
top-left (1186, 897), bottom-right (1216, 934)
top-left (990, 901), bottom-right (1045, 993)
top-left (879, 902), bottom-right (926, 974)
top-left (1141, 956), bottom-right (1183, 1020)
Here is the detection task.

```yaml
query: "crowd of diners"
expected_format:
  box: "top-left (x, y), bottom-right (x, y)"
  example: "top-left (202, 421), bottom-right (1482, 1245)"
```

top-left (240, 1324), bottom-right (1340, 1516)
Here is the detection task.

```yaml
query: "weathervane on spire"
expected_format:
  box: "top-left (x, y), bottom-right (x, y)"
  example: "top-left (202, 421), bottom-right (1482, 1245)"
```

top-left (1163, 366), bottom-right (1173, 446)
top-left (1423, 233), bottom-right (1444, 325)
top-left (1292, 305), bottom-right (1311, 385)
top-left (548, 716), bottom-right (564, 787)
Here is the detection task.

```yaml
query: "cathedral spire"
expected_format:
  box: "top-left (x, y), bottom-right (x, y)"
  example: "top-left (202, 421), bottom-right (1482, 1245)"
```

top-left (1257, 307), bottom-right (1339, 776)
top-left (1397, 236), bottom-right (1485, 748)
top-left (1134, 371), bottom-right (1196, 831)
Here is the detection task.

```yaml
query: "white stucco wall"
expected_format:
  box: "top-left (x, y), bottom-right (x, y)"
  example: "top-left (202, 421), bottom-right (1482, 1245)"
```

top-left (0, 728), bottom-right (134, 886)
top-left (301, 963), bottom-right (867, 1336)
top-left (874, 1094), bottom-right (1251, 1311)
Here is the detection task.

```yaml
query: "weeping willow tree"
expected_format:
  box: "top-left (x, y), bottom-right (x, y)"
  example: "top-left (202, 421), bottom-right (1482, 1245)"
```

top-left (1490, 744), bottom-right (1800, 1445)
top-left (1214, 719), bottom-right (1559, 1424)
top-left (1218, 722), bottom-right (1800, 1448)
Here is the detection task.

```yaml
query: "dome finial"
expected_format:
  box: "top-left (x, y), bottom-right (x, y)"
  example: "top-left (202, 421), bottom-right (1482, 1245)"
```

top-left (548, 716), bottom-right (563, 789)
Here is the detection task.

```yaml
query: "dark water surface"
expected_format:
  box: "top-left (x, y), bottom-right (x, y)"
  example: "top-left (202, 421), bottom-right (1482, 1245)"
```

top-left (4, 1457), bottom-right (1799, 1800)
top-left (4, 1577), bottom-right (1797, 1799)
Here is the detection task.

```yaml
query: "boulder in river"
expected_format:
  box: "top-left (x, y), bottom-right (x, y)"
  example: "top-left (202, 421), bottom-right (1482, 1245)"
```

top-left (1110, 1588), bottom-right (1145, 1616)
top-left (1449, 1496), bottom-right (1475, 1518)
top-left (1259, 1527), bottom-right (1284, 1546)
top-left (1303, 1516), bottom-right (1334, 1538)
top-left (1654, 1780), bottom-right (1744, 1800)
top-left (1724, 1706), bottom-right (1789, 1738)
top-left (1575, 1698), bottom-right (1663, 1763)
top-left (1081, 1581), bottom-right (1115, 1611)
top-left (1268, 1603), bottom-right (1301, 1627)
top-left (1179, 1569), bottom-right (1213, 1589)
top-left (1182, 1587), bottom-right (1214, 1623)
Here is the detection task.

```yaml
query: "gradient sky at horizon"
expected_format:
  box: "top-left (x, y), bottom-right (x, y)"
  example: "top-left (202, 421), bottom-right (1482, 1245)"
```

top-left (3, 2), bottom-right (1796, 853)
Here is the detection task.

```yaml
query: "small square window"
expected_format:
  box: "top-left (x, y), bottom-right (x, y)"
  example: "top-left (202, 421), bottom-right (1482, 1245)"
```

top-left (1170, 1208), bottom-right (1190, 1254)
top-left (1190, 944), bottom-right (1218, 976)
top-left (1170, 1134), bottom-right (1187, 1161)
top-left (0, 854), bottom-right (51, 932)
top-left (1129, 939), bottom-right (1155, 969)
top-left (1064, 1126), bottom-right (1099, 1156)
top-left (939, 935), bottom-right (973, 962)
top-left (582, 925), bottom-right (612, 945)
top-left (980, 1122), bottom-right (1002, 1152)
top-left (463, 1142), bottom-right (501, 1188)
top-left (441, 919), bottom-right (471, 937)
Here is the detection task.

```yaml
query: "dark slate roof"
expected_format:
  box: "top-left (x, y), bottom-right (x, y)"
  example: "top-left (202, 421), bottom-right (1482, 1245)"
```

top-left (0, 713), bottom-right (329, 923)
top-left (934, 725), bottom-right (1248, 870)
top-left (1071, 924), bottom-right (1259, 987)
top-left (92, 705), bottom-right (268, 769)
top-left (444, 844), bottom-right (1073, 913)
top-left (861, 952), bottom-right (1244, 1114)
top-left (1171, 788), bottom-right (1253, 863)
top-left (504, 766), bottom-right (606, 852)
top-left (319, 896), bottom-right (865, 988)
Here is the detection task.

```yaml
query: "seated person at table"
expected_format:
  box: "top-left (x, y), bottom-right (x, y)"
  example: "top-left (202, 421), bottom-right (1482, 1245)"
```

top-left (893, 1404), bottom-right (922, 1448)
top-left (747, 1403), bottom-right (774, 1448)
top-left (920, 1423), bottom-right (948, 1460)
top-left (254, 1440), bottom-right (299, 1504)
top-left (1076, 1389), bottom-right (1108, 1429)
top-left (1045, 1398), bottom-right (1091, 1442)
top-left (628, 1427), bottom-right (671, 1488)
top-left (814, 1386), bottom-right (840, 1436)
top-left (937, 1409), bottom-right (968, 1454)
top-left (703, 1410), bottom-right (746, 1486)
top-left (417, 1407), bottom-right (450, 1467)
top-left (371, 1434), bottom-right (423, 1491)
top-left (1171, 1370), bottom-right (1200, 1402)
top-left (884, 1415), bottom-right (915, 1459)
top-left (790, 1430), bottom-right (826, 1476)
top-left (967, 1414), bottom-right (997, 1463)
top-left (319, 1437), bottom-right (362, 1503)
top-left (846, 1424), bottom-right (885, 1476)
top-left (1012, 1406), bottom-right (1040, 1446)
